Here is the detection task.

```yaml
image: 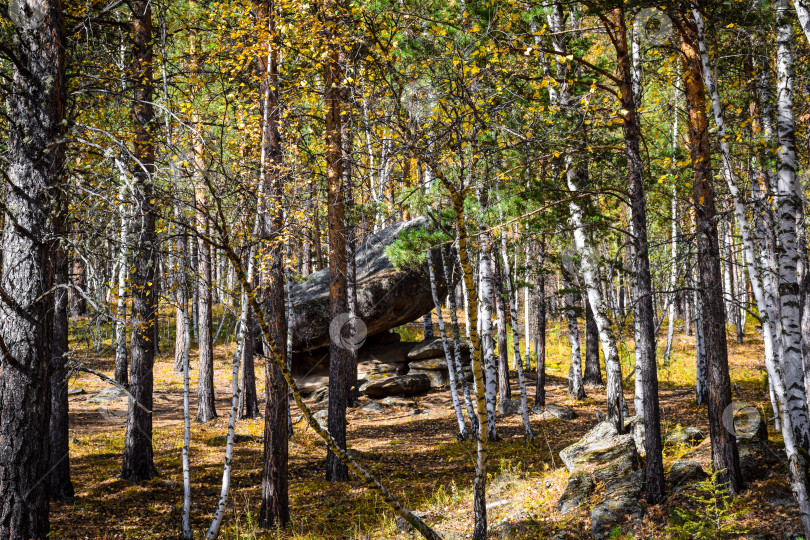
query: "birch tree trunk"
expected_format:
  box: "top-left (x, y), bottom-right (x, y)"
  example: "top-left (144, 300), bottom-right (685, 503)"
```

top-left (664, 93), bottom-right (680, 366)
top-left (181, 297), bottom-right (192, 539)
top-left (114, 179), bottom-right (130, 385)
top-left (794, 0), bottom-right (810, 44)
top-left (205, 284), bottom-right (248, 540)
top-left (494, 258), bottom-right (512, 402)
top-left (442, 248), bottom-right (478, 437)
top-left (477, 202), bottom-right (498, 441)
top-left (773, 0), bottom-right (810, 450)
top-left (694, 9), bottom-right (810, 524)
top-left (498, 235), bottom-right (533, 439)
top-left (429, 252), bottom-right (468, 439)
top-left (544, 2), bottom-right (625, 431)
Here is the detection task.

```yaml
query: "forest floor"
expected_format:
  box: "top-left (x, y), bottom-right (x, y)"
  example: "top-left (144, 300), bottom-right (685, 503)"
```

top-left (51, 317), bottom-right (803, 539)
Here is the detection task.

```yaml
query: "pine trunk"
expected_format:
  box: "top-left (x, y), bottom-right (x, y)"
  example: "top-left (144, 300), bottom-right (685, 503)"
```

top-left (257, 0), bottom-right (290, 522)
top-left (614, 6), bottom-right (665, 503)
top-left (324, 19), bottom-right (350, 481)
top-left (678, 13), bottom-right (743, 494)
top-left (583, 298), bottom-right (602, 386)
top-left (122, 0), bottom-right (158, 482)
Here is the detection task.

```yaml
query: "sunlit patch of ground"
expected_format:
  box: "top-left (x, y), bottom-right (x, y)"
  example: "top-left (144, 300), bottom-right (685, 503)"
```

top-left (51, 315), bottom-right (801, 538)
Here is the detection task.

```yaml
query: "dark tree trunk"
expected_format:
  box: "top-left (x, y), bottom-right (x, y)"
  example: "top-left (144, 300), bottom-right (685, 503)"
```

top-left (122, 0), bottom-right (158, 483)
top-left (257, 0), bottom-right (289, 526)
top-left (495, 257), bottom-right (512, 401)
top-left (69, 258), bottom-right (87, 317)
top-left (0, 0), bottom-right (64, 529)
top-left (240, 306), bottom-right (260, 419)
top-left (423, 313), bottom-right (434, 338)
top-left (611, 6), bottom-right (665, 504)
top-left (324, 18), bottom-right (349, 481)
top-left (535, 250), bottom-right (547, 407)
top-left (51, 207), bottom-right (74, 502)
top-left (583, 297), bottom-right (602, 386)
top-left (678, 12), bottom-right (743, 495)
top-left (343, 95), bottom-right (360, 407)
top-left (173, 237), bottom-right (189, 374)
top-left (193, 78), bottom-right (216, 422)
top-left (195, 191), bottom-right (217, 423)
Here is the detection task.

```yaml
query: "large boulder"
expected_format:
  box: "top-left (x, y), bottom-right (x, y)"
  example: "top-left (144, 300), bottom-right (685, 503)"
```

top-left (408, 357), bottom-right (448, 371)
top-left (590, 470), bottom-right (646, 539)
top-left (360, 374), bottom-right (431, 398)
top-left (290, 218), bottom-right (453, 353)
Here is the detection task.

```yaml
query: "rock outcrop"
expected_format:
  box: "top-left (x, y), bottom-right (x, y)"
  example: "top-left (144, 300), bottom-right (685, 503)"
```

top-left (557, 421), bottom-right (645, 537)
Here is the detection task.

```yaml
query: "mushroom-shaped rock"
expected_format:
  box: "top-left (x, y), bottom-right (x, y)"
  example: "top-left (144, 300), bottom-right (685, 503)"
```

top-left (290, 218), bottom-right (454, 353)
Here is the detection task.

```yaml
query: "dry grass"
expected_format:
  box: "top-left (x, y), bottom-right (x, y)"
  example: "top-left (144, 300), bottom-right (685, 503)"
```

top-left (51, 315), bottom-right (801, 539)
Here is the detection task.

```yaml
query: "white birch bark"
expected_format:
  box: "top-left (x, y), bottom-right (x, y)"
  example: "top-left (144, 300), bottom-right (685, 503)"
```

top-left (443, 247), bottom-right (478, 436)
top-left (774, 0), bottom-right (810, 449)
top-left (478, 225), bottom-right (498, 441)
top-left (497, 230), bottom-right (533, 439)
top-left (794, 0), bottom-right (810, 45)
top-left (664, 94), bottom-right (679, 366)
top-left (428, 252), bottom-right (468, 438)
top-left (205, 257), bottom-right (252, 539)
top-left (524, 244), bottom-right (532, 371)
top-left (181, 293), bottom-right (192, 540)
top-left (113, 166), bottom-right (130, 385)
